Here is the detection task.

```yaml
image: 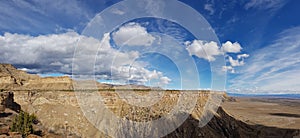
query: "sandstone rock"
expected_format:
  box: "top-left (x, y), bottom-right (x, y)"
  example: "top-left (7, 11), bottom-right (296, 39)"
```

top-left (0, 125), bottom-right (9, 135)
top-left (0, 64), bottom-right (73, 91)
top-left (8, 132), bottom-right (22, 138)
top-left (0, 64), bottom-right (39, 90)
top-left (0, 134), bottom-right (8, 138)
top-left (0, 105), bottom-right (5, 113)
top-left (0, 92), bottom-right (20, 112)
top-left (26, 134), bottom-right (42, 138)
top-left (32, 97), bottom-right (50, 106)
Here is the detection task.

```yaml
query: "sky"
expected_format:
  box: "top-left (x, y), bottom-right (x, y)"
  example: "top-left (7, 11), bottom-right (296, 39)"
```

top-left (0, 0), bottom-right (300, 94)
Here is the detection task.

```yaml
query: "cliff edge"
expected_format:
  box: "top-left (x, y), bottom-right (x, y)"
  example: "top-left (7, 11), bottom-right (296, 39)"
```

top-left (0, 64), bottom-right (299, 138)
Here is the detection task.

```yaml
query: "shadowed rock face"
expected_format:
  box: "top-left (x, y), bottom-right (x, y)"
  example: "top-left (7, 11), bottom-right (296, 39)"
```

top-left (165, 107), bottom-right (300, 138)
top-left (269, 113), bottom-right (300, 118)
top-left (0, 91), bottom-right (22, 137)
top-left (0, 92), bottom-right (21, 112)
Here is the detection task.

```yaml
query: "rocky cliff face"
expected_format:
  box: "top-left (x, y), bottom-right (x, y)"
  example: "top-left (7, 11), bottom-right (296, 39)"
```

top-left (12, 91), bottom-right (212, 137)
top-left (1, 64), bottom-right (300, 138)
top-left (0, 64), bottom-right (39, 86)
top-left (0, 91), bottom-right (21, 112)
top-left (165, 107), bottom-right (299, 138)
top-left (0, 91), bottom-right (25, 137)
top-left (0, 64), bottom-right (73, 91)
top-left (12, 91), bottom-right (300, 138)
top-left (24, 76), bottom-right (73, 90)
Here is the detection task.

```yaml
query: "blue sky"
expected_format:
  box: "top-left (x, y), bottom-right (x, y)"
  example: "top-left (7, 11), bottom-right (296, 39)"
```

top-left (0, 0), bottom-right (300, 94)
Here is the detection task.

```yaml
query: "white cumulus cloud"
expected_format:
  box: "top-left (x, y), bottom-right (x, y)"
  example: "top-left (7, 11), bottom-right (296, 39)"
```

top-left (159, 77), bottom-right (172, 86)
top-left (228, 56), bottom-right (245, 67)
top-left (112, 22), bottom-right (156, 46)
top-left (0, 30), bottom-right (171, 87)
top-left (185, 39), bottom-right (249, 74)
top-left (185, 40), bottom-right (221, 61)
top-left (221, 41), bottom-right (242, 53)
top-left (185, 40), bottom-right (249, 73)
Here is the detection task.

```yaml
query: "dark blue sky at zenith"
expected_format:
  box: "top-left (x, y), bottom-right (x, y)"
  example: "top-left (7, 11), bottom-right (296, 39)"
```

top-left (0, 0), bottom-right (300, 94)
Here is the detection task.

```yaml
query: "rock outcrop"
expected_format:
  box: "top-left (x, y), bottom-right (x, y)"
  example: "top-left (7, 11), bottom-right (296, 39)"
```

top-left (0, 92), bottom-right (21, 112)
top-left (0, 64), bottom-right (74, 91)
top-left (0, 91), bottom-right (23, 137)
top-left (0, 64), bottom-right (29, 89)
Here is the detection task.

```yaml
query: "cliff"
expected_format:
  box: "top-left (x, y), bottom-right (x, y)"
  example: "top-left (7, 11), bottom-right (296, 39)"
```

top-left (0, 64), bottom-right (38, 89)
top-left (165, 107), bottom-right (299, 138)
top-left (0, 64), bottom-right (299, 137)
top-left (12, 90), bottom-right (300, 138)
top-left (0, 64), bottom-right (75, 91)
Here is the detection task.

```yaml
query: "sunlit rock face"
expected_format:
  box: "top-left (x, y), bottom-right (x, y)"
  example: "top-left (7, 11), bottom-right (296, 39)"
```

top-left (13, 90), bottom-right (300, 138)
top-left (12, 90), bottom-right (216, 137)
top-left (1, 64), bottom-right (299, 137)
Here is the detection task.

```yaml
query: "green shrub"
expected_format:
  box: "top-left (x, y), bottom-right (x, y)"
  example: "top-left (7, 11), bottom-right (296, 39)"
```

top-left (10, 111), bottom-right (37, 137)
